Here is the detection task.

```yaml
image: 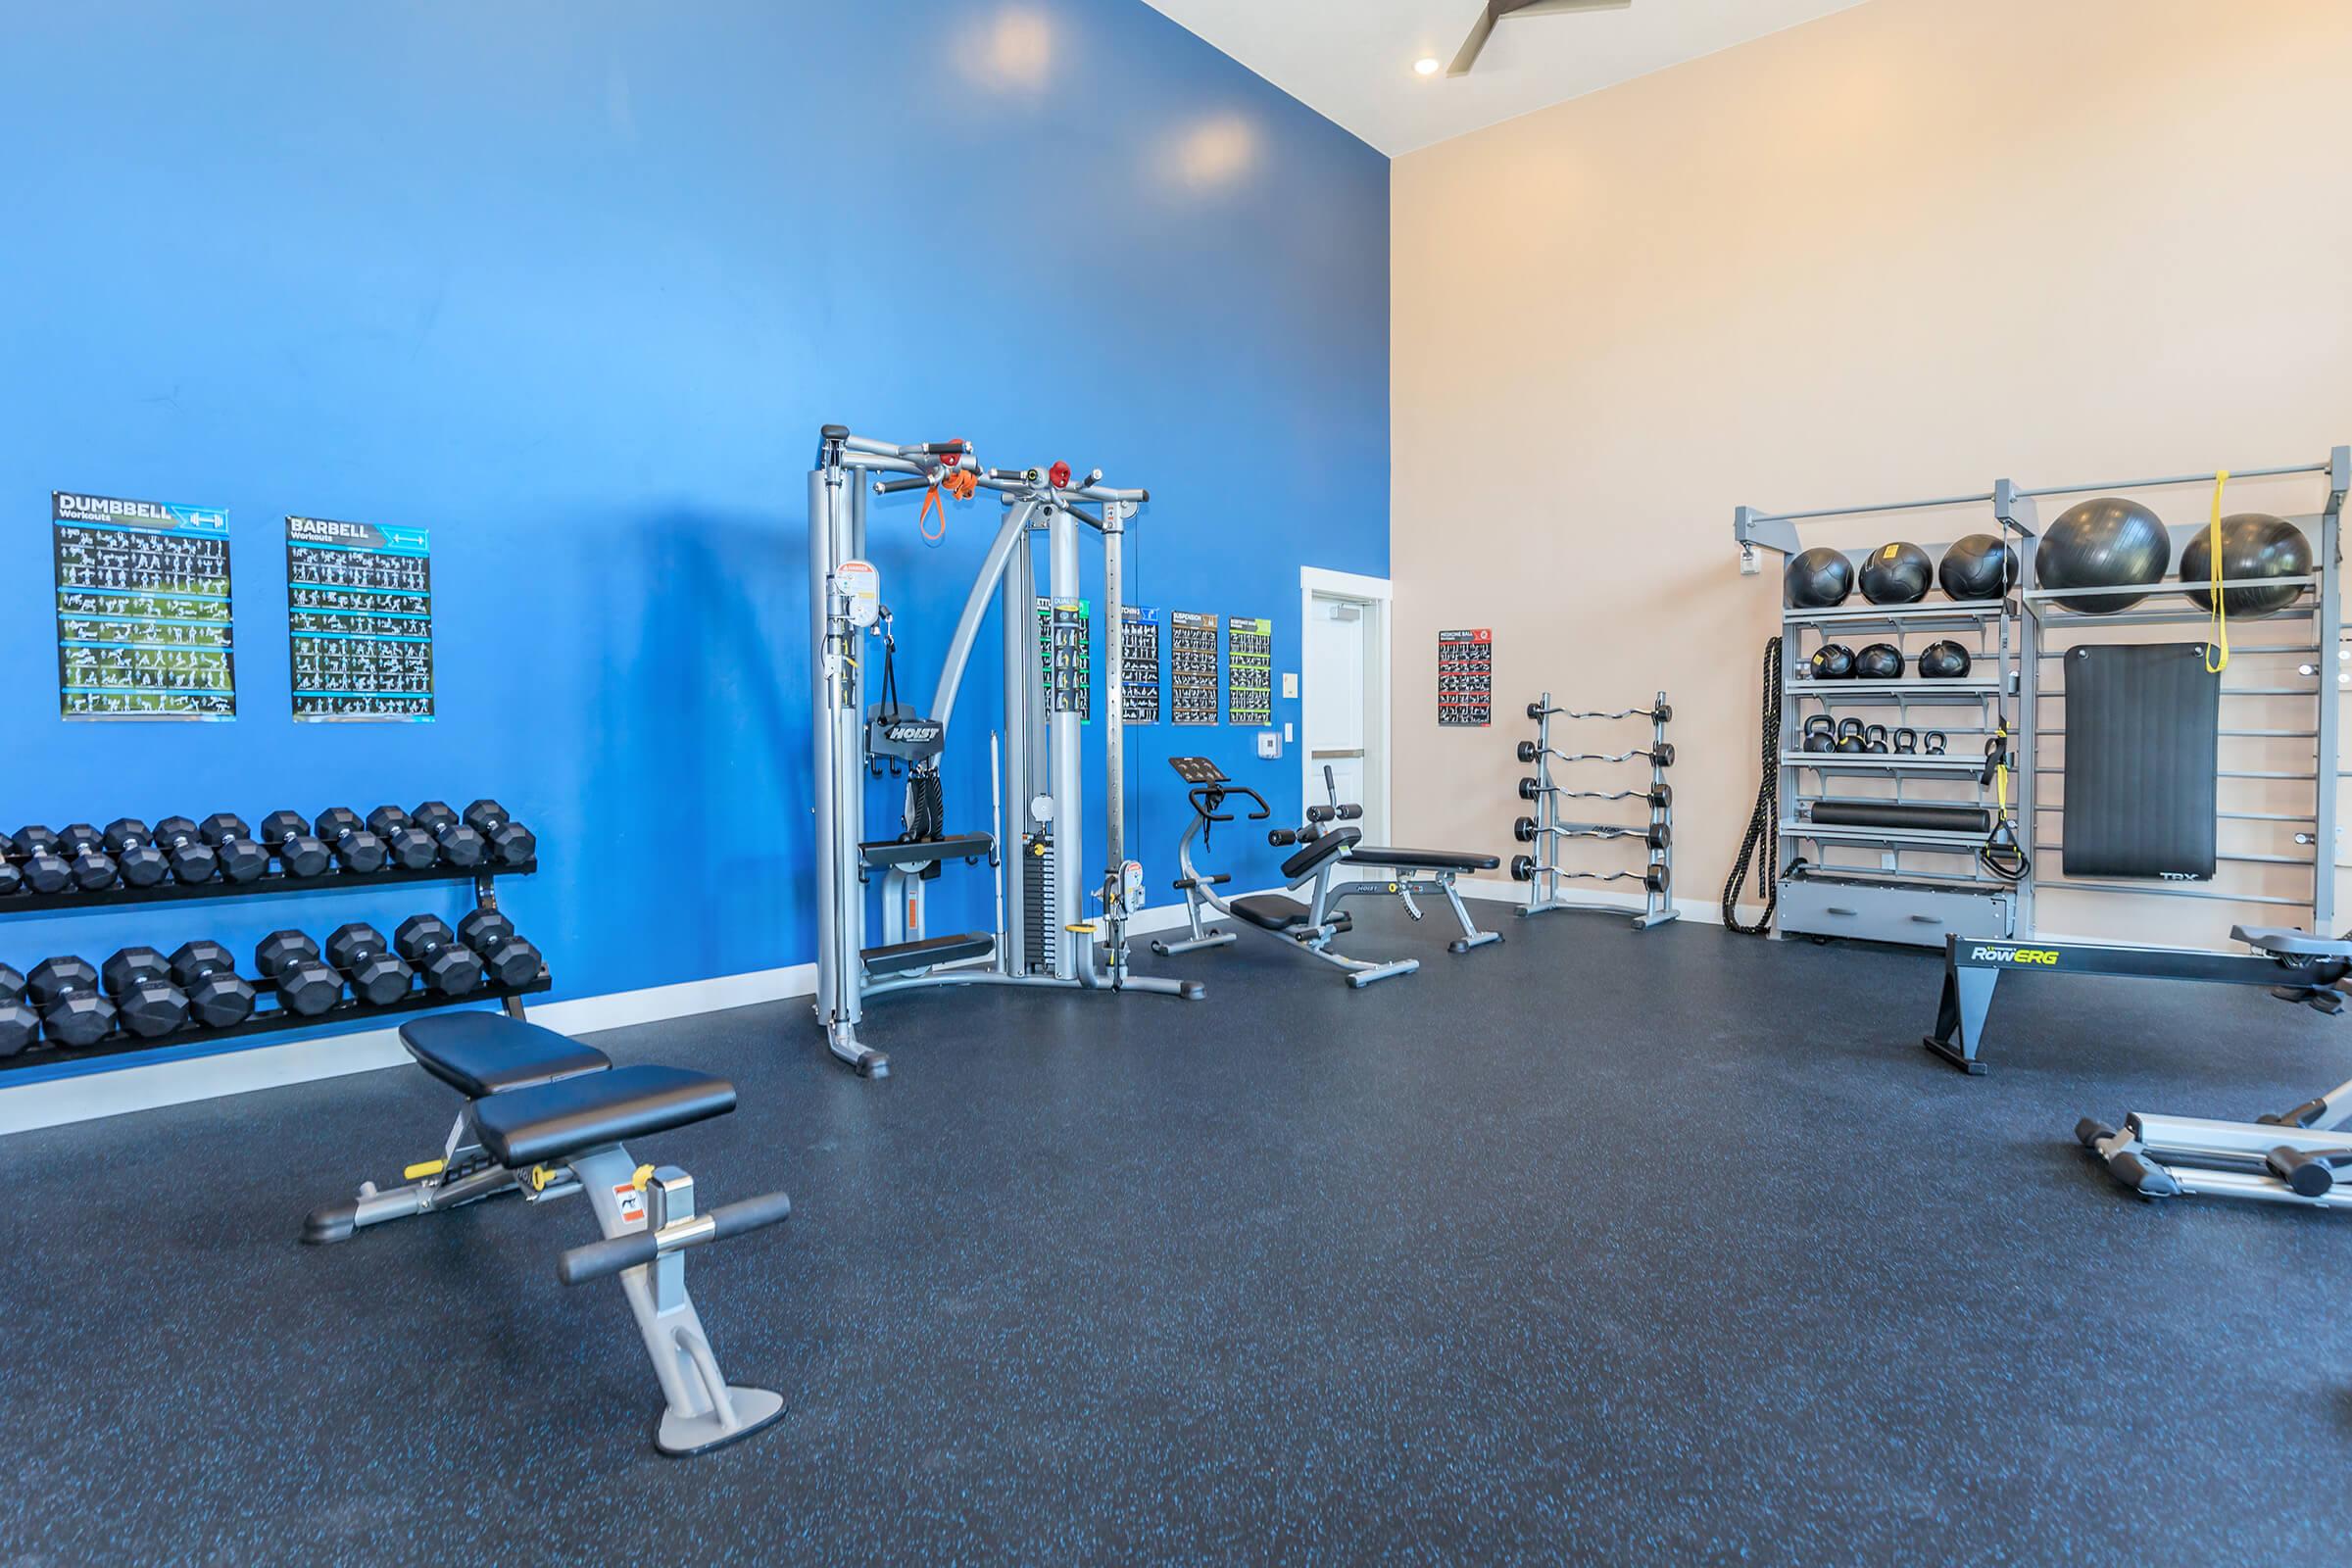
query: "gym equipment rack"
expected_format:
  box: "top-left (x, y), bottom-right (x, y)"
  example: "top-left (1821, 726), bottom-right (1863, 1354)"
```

top-left (1736, 444), bottom-right (2349, 956)
top-left (1512, 691), bottom-right (1676, 929)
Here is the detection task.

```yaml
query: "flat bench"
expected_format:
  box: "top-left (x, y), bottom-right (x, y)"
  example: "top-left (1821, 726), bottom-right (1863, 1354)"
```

top-left (302, 1011), bottom-right (791, 1456)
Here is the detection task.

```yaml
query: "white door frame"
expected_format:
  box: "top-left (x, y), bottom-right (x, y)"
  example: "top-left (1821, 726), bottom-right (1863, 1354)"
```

top-left (1298, 565), bottom-right (1393, 850)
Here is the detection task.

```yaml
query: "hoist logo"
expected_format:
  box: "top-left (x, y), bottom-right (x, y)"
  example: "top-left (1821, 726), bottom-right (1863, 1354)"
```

top-left (884, 721), bottom-right (940, 745)
top-left (1970, 946), bottom-right (2059, 965)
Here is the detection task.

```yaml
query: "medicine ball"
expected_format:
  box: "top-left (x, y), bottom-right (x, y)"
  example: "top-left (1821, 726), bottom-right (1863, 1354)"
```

top-left (2036, 497), bottom-right (2171, 613)
top-left (1852, 643), bottom-right (1904, 681)
top-left (1786, 547), bottom-right (1855, 609)
top-left (1937, 533), bottom-right (2018, 601)
top-left (1808, 643), bottom-right (1856, 680)
top-left (2180, 513), bottom-right (2311, 616)
top-left (1858, 541), bottom-right (1933, 606)
top-left (1917, 640), bottom-right (1971, 679)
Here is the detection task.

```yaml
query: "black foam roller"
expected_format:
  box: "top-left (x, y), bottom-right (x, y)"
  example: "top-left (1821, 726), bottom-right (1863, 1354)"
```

top-left (1809, 800), bottom-right (1991, 833)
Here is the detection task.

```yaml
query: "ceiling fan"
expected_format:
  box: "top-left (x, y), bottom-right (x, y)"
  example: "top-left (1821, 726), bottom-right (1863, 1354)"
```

top-left (1446, 0), bottom-right (1634, 77)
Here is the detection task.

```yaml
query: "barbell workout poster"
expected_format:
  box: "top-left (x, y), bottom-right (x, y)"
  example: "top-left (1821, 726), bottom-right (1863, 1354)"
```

top-left (53, 491), bottom-right (237, 720)
top-left (286, 515), bottom-right (436, 721)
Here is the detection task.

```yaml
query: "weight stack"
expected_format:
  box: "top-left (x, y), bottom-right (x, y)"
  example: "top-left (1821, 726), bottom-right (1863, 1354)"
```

top-left (1022, 833), bottom-right (1055, 973)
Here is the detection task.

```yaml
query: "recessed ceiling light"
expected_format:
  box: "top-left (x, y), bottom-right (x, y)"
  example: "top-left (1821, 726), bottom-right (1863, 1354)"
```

top-left (1413, 57), bottom-right (1442, 76)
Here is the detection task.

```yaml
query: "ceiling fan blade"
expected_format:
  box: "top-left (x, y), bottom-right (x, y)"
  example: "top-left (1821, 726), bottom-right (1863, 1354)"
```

top-left (1446, 0), bottom-right (1634, 77)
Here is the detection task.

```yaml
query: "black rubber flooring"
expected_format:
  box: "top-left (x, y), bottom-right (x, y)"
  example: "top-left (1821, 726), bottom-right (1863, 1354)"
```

top-left (1, 902), bottom-right (2344, 1564)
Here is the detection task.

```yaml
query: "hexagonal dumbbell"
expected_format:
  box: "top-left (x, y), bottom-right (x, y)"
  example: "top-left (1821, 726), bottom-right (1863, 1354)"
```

top-left (313, 808), bottom-right (388, 875)
top-left (102, 818), bottom-right (172, 889)
top-left (26, 956), bottom-right (115, 1048)
top-left (0, 963), bottom-right (36, 1058)
top-left (324, 923), bottom-right (416, 1007)
top-left (151, 816), bottom-right (220, 885)
top-left (0, 857), bottom-right (20, 899)
top-left (366, 806), bottom-right (440, 871)
top-left (461, 800), bottom-right (536, 867)
top-left (410, 803), bottom-right (485, 868)
top-left (197, 813), bottom-right (271, 885)
top-left (168, 941), bottom-right (257, 1030)
top-left (52, 824), bottom-right (118, 892)
top-left (257, 811), bottom-right (333, 879)
top-left (9, 827), bottom-right (71, 896)
top-left (100, 947), bottom-right (189, 1040)
top-left (254, 931), bottom-right (344, 1017)
top-left (394, 914), bottom-right (485, 998)
top-left (456, 909), bottom-right (546, 988)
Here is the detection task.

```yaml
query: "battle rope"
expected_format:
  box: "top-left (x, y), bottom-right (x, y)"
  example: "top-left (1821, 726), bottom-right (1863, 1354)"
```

top-left (1722, 635), bottom-right (1782, 935)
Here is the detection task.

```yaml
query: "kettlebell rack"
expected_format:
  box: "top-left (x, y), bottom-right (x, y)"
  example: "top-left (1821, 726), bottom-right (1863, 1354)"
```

top-left (1510, 692), bottom-right (1677, 930)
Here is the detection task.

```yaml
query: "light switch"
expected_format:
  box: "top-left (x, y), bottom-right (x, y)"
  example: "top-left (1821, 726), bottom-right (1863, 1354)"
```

top-left (1281, 671), bottom-right (1298, 700)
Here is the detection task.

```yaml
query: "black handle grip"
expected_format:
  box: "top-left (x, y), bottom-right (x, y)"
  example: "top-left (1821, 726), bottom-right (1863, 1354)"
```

top-left (557, 1189), bottom-right (793, 1287)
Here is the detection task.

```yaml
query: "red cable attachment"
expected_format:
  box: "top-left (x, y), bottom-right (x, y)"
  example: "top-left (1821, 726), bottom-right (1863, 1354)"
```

top-left (1049, 461), bottom-right (1072, 489)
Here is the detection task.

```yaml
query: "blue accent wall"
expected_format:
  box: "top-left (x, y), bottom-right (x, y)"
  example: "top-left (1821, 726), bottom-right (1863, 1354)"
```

top-left (0, 1), bottom-right (1390, 1080)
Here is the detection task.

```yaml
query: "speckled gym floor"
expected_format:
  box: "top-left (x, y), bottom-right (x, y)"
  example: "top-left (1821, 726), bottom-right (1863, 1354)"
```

top-left (1, 900), bottom-right (2343, 1564)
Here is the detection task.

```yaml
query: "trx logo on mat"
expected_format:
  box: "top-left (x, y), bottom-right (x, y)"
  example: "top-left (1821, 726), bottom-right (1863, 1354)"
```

top-left (1970, 946), bottom-right (2059, 965)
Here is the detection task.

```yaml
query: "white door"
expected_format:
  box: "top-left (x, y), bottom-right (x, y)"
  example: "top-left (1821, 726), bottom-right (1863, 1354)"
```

top-left (1299, 568), bottom-right (1392, 854)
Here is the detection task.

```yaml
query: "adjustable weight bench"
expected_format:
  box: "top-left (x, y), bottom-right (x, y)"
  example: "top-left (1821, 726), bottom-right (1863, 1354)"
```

top-left (1332, 846), bottom-right (1504, 956)
top-left (303, 1011), bottom-right (791, 1455)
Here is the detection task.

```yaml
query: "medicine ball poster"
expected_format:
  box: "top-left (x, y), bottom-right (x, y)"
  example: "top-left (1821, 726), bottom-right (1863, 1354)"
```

top-left (285, 515), bottom-right (436, 721)
top-left (53, 491), bottom-right (237, 720)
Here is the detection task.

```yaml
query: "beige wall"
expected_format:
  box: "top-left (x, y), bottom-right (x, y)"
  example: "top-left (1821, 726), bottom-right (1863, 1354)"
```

top-left (1392, 0), bottom-right (2352, 942)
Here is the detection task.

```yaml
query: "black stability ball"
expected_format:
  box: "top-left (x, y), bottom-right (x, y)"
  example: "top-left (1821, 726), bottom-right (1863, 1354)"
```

top-left (2180, 513), bottom-right (2311, 616)
top-left (1852, 643), bottom-right (1904, 680)
top-left (2036, 497), bottom-right (2171, 613)
top-left (1808, 643), bottom-right (1856, 680)
top-left (1786, 547), bottom-right (1854, 609)
top-left (1917, 640), bottom-right (1972, 679)
top-left (1937, 533), bottom-right (2018, 601)
top-left (1858, 541), bottom-right (1933, 605)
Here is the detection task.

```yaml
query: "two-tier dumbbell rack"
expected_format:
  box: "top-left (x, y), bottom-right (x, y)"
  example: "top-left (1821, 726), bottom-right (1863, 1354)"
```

top-left (1513, 692), bottom-right (1678, 930)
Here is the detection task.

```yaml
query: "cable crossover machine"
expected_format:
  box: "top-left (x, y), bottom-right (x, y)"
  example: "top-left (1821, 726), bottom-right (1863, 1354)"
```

top-left (1510, 692), bottom-right (1678, 929)
top-left (808, 425), bottom-right (1202, 1078)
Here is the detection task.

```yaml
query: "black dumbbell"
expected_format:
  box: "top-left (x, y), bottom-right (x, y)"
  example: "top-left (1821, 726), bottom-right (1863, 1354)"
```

top-left (198, 813), bottom-right (272, 884)
top-left (314, 808), bottom-right (389, 875)
top-left (26, 956), bottom-right (115, 1048)
top-left (0, 964), bottom-right (36, 1058)
top-left (366, 807), bottom-right (440, 871)
top-left (9, 828), bottom-right (70, 896)
top-left (324, 923), bottom-right (416, 1007)
top-left (255, 931), bottom-right (344, 1017)
top-left (151, 816), bottom-right (220, 885)
top-left (169, 941), bottom-right (257, 1029)
top-left (100, 947), bottom-right (189, 1040)
top-left (52, 825), bottom-right (119, 892)
top-left (102, 818), bottom-right (172, 889)
top-left (462, 800), bottom-right (536, 867)
top-left (410, 803), bottom-right (485, 868)
top-left (456, 909), bottom-right (545, 987)
top-left (257, 811), bottom-right (333, 878)
top-left (0, 857), bottom-right (20, 899)
top-left (394, 915), bottom-right (485, 997)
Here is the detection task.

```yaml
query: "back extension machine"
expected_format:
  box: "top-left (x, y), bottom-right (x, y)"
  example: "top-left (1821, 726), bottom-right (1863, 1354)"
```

top-left (1152, 758), bottom-right (1500, 987)
top-left (303, 1012), bottom-right (792, 1455)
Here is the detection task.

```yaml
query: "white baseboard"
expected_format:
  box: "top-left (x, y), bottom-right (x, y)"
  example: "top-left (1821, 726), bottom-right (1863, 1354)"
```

top-left (1457, 874), bottom-right (1755, 929)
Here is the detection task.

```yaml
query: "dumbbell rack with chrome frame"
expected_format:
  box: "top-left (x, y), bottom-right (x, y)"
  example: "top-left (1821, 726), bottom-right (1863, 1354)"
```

top-left (0, 857), bottom-right (546, 1075)
top-left (1514, 692), bottom-right (1677, 930)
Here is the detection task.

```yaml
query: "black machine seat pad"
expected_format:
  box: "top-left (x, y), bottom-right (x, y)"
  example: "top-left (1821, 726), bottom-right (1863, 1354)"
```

top-left (468, 1064), bottom-right (737, 1169)
top-left (1348, 846), bottom-right (1500, 873)
top-left (2235, 925), bottom-right (2352, 959)
top-left (1282, 826), bottom-right (1361, 882)
top-left (401, 1013), bottom-right (612, 1099)
top-left (1230, 894), bottom-right (1316, 933)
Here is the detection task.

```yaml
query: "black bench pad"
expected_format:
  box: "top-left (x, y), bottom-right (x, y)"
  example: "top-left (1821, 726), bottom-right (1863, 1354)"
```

top-left (1348, 846), bottom-right (1499, 873)
top-left (468, 1064), bottom-right (738, 1168)
top-left (1281, 826), bottom-right (1360, 882)
top-left (401, 1013), bottom-right (611, 1099)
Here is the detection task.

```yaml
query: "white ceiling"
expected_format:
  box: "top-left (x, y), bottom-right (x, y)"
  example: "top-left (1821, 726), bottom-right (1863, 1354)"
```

top-left (1143, 0), bottom-right (1876, 156)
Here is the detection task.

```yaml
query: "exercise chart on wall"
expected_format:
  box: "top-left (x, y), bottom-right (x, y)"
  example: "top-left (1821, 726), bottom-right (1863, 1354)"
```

top-left (1171, 611), bottom-right (1219, 726)
top-left (52, 491), bottom-right (236, 720)
top-left (1227, 615), bottom-right (1272, 725)
top-left (1438, 627), bottom-right (1493, 727)
top-left (1121, 606), bottom-right (1162, 724)
top-left (1037, 596), bottom-right (1091, 720)
top-left (286, 515), bottom-right (435, 721)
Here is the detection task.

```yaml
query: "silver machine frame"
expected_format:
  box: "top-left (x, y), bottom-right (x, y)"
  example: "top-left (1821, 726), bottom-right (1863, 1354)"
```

top-left (809, 425), bottom-right (1202, 1078)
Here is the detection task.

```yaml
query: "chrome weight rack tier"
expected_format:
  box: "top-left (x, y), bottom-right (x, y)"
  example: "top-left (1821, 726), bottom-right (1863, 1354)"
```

top-left (1511, 692), bottom-right (1677, 930)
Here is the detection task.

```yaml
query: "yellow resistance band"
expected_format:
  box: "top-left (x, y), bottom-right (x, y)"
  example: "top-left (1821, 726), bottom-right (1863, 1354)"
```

top-left (2206, 469), bottom-right (2230, 674)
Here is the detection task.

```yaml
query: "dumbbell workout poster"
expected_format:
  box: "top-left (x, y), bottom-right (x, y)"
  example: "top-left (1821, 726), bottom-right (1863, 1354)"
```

top-left (1437, 628), bottom-right (1493, 726)
top-left (1121, 606), bottom-right (1163, 724)
top-left (52, 491), bottom-right (237, 720)
top-left (285, 516), bottom-right (436, 721)
top-left (1227, 616), bottom-right (1272, 725)
top-left (1170, 611), bottom-right (1219, 726)
top-left (1035, 597), bottom-right (1092, 720)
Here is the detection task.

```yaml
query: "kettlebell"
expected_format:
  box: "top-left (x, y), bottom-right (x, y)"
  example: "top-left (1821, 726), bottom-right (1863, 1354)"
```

top-left (1835, 717), bottom-right (1868, 755)
top-left (1808, 643), bottom-right (1856, 681)
top-left (1923, 730), bottom-right (1948, 756)
top-left (1892, 727), bottom-right (1919, 755)
top-left (1864, 724), bottom-right (1891, 755)
top-left (1801, 714), bottom-right (1838, 754)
